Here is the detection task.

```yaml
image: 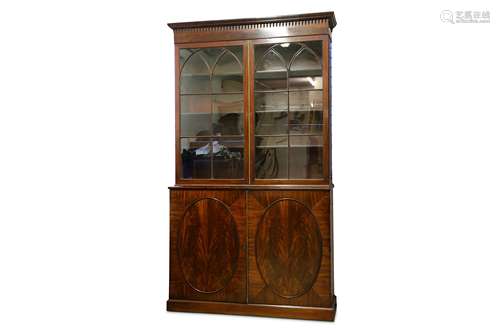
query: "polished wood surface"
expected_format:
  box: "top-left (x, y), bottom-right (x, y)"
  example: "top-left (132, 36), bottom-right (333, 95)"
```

top-left (168, 12), bottom-right (336, 44)
top-left (169, 184), bottom-right (333, 190)
top-left (248, 191), bottom-right (332, 307)
top-left (178, 198), bottom-right (239, 293)
top-left (167, 12), bottom-right (336, 321)
top-left (255, 199), bottom-right (322, 298)
top-left (169, 190), bottom-right (246, 302)
top-left (167, 298), bottom-right (336, 321)
top-left (168, 12), bottom-right (336, 31)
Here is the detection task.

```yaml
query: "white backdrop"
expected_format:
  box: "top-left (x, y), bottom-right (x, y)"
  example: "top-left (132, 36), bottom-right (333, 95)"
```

top-left (1, 0), bottom-right (499, 332)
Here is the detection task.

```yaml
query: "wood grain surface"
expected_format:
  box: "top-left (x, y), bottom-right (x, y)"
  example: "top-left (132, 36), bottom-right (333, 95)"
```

top-left (169, 189), bottom-right (246, 303)
top-left (248, 190), bottom-right (332, 307)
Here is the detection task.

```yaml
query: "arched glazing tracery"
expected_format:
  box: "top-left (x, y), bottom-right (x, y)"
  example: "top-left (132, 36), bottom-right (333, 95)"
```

top-left (254, 41), bottom-right (324, 179)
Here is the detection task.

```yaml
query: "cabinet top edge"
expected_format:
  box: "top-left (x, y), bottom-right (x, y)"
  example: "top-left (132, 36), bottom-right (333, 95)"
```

top-left (167, 11), bottom-right (337, 32)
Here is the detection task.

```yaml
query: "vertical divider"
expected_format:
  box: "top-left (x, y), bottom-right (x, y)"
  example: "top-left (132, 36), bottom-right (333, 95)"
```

top-left (245, 190), bottom-right (249, 304)
top-left (286, 54), bottom-right (290, 179)
top-left (248, 41), bottom-right (254, 184)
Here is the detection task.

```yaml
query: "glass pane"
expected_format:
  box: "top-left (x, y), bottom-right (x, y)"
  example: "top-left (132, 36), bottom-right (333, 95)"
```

top-left (200, 48), bottom-right (225, 69)
top-left (290, 135), bottom-right (323, 179)
top-left (180, 49), bottom-right (194, 68)
top-left (272, 43), bottom-right (302, 64)
top-left (290, 135), bottom-right (323, 147)
top-left (213, 137), bottom-right (244, 179)
top-left (254, 41), bottom-right (325, 180)
top-left (180, 52), bottom-right (211, 94)
top-left (212, 51), bottom-right (243, 93)
top-left (212, 94), bottom-right (243, 136)
top-left (289, 90), bottom-right (323, 111)
top-left (255, 92), bottom-right (288, 135)
top-left (289, 111), bottom-right (322, 135)
top-left (256, 135), bottom-right (288, 148)
top-left (289, 90), bottom-right (323, 134)
top-left (289, 76), bottom-right (323, 90)
top-left (289, 146), bottom-right (323, 179)
top-left (255, 111), bottom-right (288, 135)
top-left (181, 138), bottom-right (211, 179)
top-left (255, 92), bottom-right (288, 112)
top-left (290, 48), bottom-right (322, 72)
top-left (255, 49), bottom-right (287, 91)
top-left (180, 95), bottom-right (211, 136)
top-left (255, 136), bottom-right (288, 179)
top-left (289, 42), bottom-right (322, 90)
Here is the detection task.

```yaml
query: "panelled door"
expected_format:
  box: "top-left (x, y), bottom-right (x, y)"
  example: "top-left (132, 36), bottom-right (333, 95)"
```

top-left (247, 190), bottom-right (332, 307)
top-left (250, 36), bottom-right (330, 184)
top-left (176, 41), bottom-right (249, 184)
top-left (169, 189), bottom-right (246, 302)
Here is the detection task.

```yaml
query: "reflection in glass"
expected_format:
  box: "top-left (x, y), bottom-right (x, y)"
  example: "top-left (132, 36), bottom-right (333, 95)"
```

top-left (289, 146), bottom-right (323, 179)
top-left (181, 137), bottom-right (244, 179)
top-left (290, 48), bottom-right (321, 71)
top-left (289, 90), bottom-right (323, 135)
top-left (181, 138), bottom-right (212, 179)
top-left (255, 136), bottom-right (288, 179)
top-left (289, 111), bottom-right (322, 135)
top-left (213, 137), bottom-right (244, 179)
top-left (180, 95), bottom-right (211, 136)
top-left (179, 49), bottom-right (193, 69)
top-left (180, 52), bottom-right (210, 94)
top-left (179, 46), bottom-right (244, 179)
top-left (212, 94), bottom-right (243, 136)
top-left (255, 50), bottom-right (287, 91)
top-left (289, 47), bottom-right (322, 90)
top-left (289, 135), bottom-right (323, 178)
top-left (289, 90), bottom-right (322, 111)
top-left (290, 135), bottom-right (323, 147)
top-left (288, 76), bottom-right (323, 90)
top-left (255, 92), bottom-right (288, 112)
top-left (255, 111), bottom-right (288, 135)
top-left (212, 51), bottom-right (243, 93)
top-left (254, 41), bottom-right (324, 179)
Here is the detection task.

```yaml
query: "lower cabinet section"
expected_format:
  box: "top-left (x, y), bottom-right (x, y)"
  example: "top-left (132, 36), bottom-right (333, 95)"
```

top-left (168, 188), bottom-right (335, 321)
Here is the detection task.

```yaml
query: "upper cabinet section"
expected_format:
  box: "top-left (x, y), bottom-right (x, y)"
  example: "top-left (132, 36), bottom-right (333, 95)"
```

top-left (169, 13), bottom-right (335, 185)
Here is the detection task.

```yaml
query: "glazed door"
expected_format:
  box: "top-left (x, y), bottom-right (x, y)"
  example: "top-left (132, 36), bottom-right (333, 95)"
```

top-left (169, 189), bottom-right (246, 302)
top-left (176, 42), bottom-right (249, 184)
top-left (250, 37), bottom-right (330, 184)
top-left (247, 190), bottom-right (332, 307)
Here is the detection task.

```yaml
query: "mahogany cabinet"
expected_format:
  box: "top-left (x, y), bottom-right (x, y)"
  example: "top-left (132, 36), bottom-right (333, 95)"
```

top-left (167, 12), bottom-right (337, 321)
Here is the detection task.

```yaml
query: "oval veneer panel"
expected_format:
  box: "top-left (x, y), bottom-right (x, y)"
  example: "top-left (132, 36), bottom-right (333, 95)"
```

top-left (178, 198), bottom-right (239, 293)
top-left (255, 199), bottom-right (322, 298)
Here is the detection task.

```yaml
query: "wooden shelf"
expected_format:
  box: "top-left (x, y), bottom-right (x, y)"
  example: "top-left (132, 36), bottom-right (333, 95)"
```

top-left (181, 112), bottom-right (243, 115)
top-left (181, 91), bottom-right (244, 96)
top-left (256, 109), bottom-right (322, 113)
top-left (255, 88), bottom-right (323, 93)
